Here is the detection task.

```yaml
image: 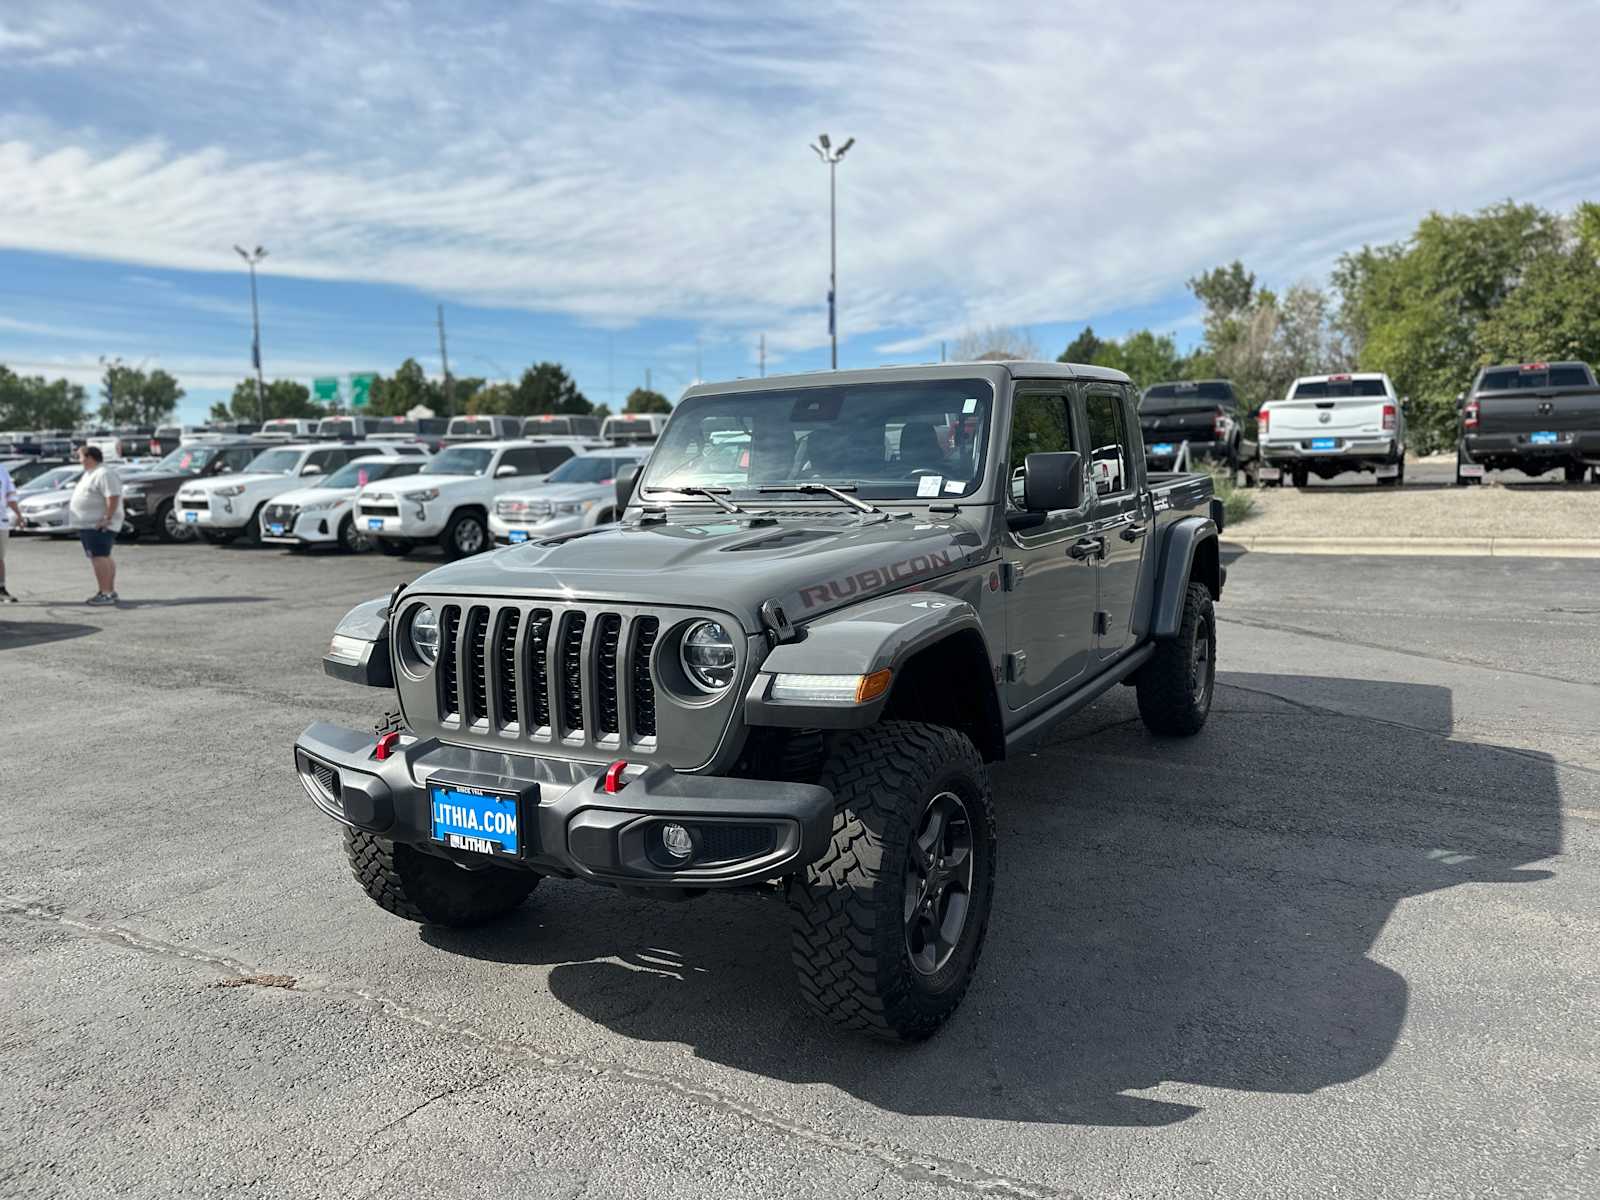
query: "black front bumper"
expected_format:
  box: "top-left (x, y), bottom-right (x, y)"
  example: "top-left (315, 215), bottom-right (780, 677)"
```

top-left (293, 722), bottom-right (834, 888)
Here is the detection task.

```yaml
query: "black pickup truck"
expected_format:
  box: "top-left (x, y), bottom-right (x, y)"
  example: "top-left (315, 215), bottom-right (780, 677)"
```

top-left (1457, 362), bottom-right (1600, 485)
top-left (1138, 380), bottom-right (1257, 484)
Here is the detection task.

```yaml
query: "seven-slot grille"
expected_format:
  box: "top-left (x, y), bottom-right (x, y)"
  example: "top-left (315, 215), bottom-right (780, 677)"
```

top-left (432, 602), bottom-right (661, 746)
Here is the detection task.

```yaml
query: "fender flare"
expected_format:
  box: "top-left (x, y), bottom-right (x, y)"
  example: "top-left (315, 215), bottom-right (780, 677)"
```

top-left (322, 595), bottom-right (395, 688)
top-left (744, 592), bottom-right (992, 730)
top-left (1150, 516), bottom-right (1220, 639)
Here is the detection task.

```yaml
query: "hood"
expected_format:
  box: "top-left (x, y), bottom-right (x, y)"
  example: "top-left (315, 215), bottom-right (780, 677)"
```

top-left (412, 509), bottom-right (990, 631)
top-left (376, 473), bottom-right (477, 496)
top-left (274, 484), bottom-right (352, 507)
top-left (502, 482), bottom-right (607, 505)
top-left (120, 470), bottom-right (199, 489)
top-left (181, 471), bottom-right (285, 493)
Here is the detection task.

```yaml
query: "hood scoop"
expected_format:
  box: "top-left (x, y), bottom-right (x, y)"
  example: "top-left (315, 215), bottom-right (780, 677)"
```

top-left (721, 527), bottom-right (834, 551)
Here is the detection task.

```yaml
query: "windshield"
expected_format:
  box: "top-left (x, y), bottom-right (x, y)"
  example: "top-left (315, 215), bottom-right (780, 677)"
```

top-left (325, 459), bottom-right (410, 489)
top-left (420, 446), bottom-right (494, 476)
top-left (1479, 365), bottom-right (1592, 391)
top-left (242, 448), bottom-right (304, 474)
top-left (638, 379), bottom-right (994, 502)
top-left (1292, 378), bottom-right (1388, 399)
top-left (20, 466), bottom-right (79, 491)
top-left (547, 455), bottom-right (638, 484)
top-left (1141, 382), bottom-right (1235, 411)
top-left (448, 418), bottom-right (495, 436)
top-left (319, 419), bottom-right (355, 437)
top-left (153, 445), bottom-right (222, 474)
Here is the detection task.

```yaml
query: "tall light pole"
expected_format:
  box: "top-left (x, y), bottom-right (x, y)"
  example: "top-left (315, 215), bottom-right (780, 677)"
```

top-left (809, 133), bottom-right (854, 369)
top-left (233, 245), bottom-right (268, 423)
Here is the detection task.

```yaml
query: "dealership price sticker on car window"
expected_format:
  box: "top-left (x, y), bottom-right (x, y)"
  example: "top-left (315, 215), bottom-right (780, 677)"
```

top-left (917, 474), bottom-right (944, 497)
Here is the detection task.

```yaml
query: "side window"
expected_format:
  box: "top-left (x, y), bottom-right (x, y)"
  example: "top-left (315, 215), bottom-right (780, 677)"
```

top-left (500, 447), bottom-right (543, 475)
top-left (222, 448), bottom-right (256, 473)
top-left (1083, 389), bottom-right (1134, 497)
top-left (535, 446), bottom-right (574, 472)
top-left (1007, 390), bottom-right (1072, 507)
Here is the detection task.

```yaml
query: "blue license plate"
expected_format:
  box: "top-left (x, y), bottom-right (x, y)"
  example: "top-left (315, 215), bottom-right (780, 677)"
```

top-left (430, 785), bottom-right (519, 856)
top-left (184, 511), bottom-right (198, 523)
top-left (367, 517), bottom-right (384, 531)
top-left (509, 530), bottom-right (528, 543)
top-left (1530, 430), bottom-right (1557, 445)
top-left (1150, 443), bottom-right (1174, 455)
top-left (1311, 438), bottom-right (1336, 451)
top-left (267, 523), bottom-right (284, 536)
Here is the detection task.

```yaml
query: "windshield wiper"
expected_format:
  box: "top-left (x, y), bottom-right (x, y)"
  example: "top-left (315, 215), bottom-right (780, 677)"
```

top-left (650, 485), bottom-right (745, 514)
top-left (757, 482), bottom-right (879, 514)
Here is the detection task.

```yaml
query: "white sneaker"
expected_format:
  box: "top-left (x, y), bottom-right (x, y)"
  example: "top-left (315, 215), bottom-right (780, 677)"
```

top-left (86, 592), bottom-right (115, 606)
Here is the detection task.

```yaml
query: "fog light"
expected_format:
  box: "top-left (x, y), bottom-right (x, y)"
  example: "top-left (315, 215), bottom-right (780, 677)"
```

top-left (661, 823), bottom-right (694, 860)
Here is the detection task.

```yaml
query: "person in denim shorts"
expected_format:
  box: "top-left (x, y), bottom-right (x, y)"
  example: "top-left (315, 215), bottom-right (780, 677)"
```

top-left (69, 445), bottom-right (124, 606)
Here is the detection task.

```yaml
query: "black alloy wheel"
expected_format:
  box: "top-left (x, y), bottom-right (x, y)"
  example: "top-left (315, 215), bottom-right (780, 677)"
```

top-left (904, 790), bottom-right (976, 976)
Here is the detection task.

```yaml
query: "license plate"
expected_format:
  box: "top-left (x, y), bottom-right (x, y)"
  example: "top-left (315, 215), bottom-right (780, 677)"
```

top-left (509, 530), bottom-right (528, 543)
top-left (267, 522), bottom-right (284, 536)
top-left (1311, 438), bottom-right (1336, 451)
top-left (1458, 463), bottom-right (1486, 477)
top-left (1258, 466), bottom-right (1282, 481)
top-left (430, 785), bottom-right (520, 856)
top-left (1375, 464), bottom-right (1399, 478)
top-left (367, 517), bottom-right (384, 531)
top-left (1150, 443), bottom-right (1174, 455)
top-left (184, 511), bottom-right (198, 523)
top-left (1530, 431), bottom-right (1557, 445)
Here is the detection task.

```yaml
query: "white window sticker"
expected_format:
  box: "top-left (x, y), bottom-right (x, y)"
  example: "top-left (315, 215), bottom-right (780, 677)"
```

top-left (917, 474), bottom-right (944, 497)
top-left (943, 480), bottom-right (963, 493)
top-left (962, 397), bottom-right (978, 414)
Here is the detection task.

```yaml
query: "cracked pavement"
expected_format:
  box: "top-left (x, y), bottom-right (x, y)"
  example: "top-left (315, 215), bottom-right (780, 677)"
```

top-left (1, 539), bottom-right (1597, 1198)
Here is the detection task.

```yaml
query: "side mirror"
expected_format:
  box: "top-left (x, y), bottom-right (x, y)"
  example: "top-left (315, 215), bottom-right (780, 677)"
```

top-left (301, 464), bottom-right (322, 475)
top-left (615, 463), bottom-right (640, 511)
top-left (1022, 451), bottom-right (1084, 513)
top-left (495, 464), bottom-right (518, 477)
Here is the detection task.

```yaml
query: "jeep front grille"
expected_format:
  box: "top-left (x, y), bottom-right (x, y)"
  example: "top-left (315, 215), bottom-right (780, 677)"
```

top-left (430, 602), bottom-right (663, 748)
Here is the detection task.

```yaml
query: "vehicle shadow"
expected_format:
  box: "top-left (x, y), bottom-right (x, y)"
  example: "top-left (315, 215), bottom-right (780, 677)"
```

top-left (112, 596), bottom-right (272, 609)
top-left (422, 673), bottom-right (1561, 1127)
top-left (0, 619), bottom-right (99, 650)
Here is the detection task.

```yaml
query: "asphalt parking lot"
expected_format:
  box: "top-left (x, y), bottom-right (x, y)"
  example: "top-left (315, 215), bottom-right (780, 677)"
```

top-left (2, 537), bottom-right (1597, 1199)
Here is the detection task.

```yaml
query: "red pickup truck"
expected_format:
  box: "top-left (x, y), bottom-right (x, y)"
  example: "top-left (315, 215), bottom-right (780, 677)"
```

top-left (1457, 362), bottom-right (1600, 485)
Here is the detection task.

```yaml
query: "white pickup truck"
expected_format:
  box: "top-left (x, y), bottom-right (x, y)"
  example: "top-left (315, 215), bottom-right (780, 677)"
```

top-left (176, 442), bottom-right (425, 544)
top-left (1258, 372), bottom-right (1407, 488)
top-left (354, 440), bottom-right (575, 558)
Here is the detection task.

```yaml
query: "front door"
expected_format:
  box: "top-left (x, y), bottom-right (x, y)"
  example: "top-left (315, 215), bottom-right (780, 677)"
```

top-left (1001, 385), bottom-right (1099, 710)
top-left (1080, 384), bottom-right (1149, 660)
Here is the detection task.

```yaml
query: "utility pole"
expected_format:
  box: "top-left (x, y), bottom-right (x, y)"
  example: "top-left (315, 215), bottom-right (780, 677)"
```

top-left (695, 336), bottom-right (702, 384)
top-left (646, 367), bottom-right (651, 394)
top-left (436, 304), bottom-right (454, 417)
top-left (941, 341), bottom-right (946, 363)
top-left (233, 245), bottom-right (268, 422)
top-left (759, 333), bottom-right (766, 378)
top-left (810, 134), bottom-right (855, 369)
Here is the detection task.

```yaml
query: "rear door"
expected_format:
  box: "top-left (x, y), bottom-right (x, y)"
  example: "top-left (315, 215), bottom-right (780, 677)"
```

top-left (1001, 384), bottom-right (1099, 710)
top-left (1080, 384), bottom-right (1150, 661)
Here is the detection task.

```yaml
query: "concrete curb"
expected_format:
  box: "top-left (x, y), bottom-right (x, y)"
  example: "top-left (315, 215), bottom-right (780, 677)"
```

top-left (1222, 535), bottom-right (1600, 558)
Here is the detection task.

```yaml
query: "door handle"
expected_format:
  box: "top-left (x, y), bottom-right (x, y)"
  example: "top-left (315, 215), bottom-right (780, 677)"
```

top-left (1120, 524), bottom-right (1147, 542)
top-left (1068, 536), bottom-right (1104, 561)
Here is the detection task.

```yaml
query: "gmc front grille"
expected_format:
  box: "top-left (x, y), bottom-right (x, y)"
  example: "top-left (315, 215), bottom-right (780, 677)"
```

top-left (434, 602), bottom-right (661, 746)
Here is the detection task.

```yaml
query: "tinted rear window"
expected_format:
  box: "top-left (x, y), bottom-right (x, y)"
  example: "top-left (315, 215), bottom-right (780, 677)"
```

top-left (1292, 378), bottom-right (1388, 399)
top-left (1478, 366), bottom-right (1592, 391)
top-left (1141, 381), bottom-right (1235, 411)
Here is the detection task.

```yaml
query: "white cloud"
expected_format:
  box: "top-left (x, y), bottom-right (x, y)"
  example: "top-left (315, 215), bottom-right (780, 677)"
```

top-left (2, 0), bottom-right (1599, 355)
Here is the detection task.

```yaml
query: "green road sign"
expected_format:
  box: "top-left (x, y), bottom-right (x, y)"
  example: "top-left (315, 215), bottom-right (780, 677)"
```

top-left (350, 373), bottom-right (376, 409)
top-left (312, 377), bottom-right (340, 407)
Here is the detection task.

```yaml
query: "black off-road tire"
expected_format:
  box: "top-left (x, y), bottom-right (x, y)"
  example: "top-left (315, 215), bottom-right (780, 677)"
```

top-left (787, 720), bottom-right (996, 1042)
top-left (1136, 582), bottom-right (1216, 737)
top-left (342, 829), bottom-right (538, 926)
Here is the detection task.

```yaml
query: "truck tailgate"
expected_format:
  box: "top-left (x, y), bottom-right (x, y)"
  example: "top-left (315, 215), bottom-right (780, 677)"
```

top-left (1476, 390), bottom-right (1600, 434)
top-left (1265, 398), bottom-right (1388, 439)
top-left (1140, 404), bottom-right (1216, 443)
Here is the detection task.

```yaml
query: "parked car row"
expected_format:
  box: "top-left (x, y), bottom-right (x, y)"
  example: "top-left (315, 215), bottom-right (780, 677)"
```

top-left (1137, 361), bottom-right (1599, 488)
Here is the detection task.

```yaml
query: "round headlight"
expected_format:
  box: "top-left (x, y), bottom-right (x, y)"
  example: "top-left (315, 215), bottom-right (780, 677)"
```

top-left (680, 620), bottom-right (736, 692)
top-left (408, 604), bottom-right (440, 669)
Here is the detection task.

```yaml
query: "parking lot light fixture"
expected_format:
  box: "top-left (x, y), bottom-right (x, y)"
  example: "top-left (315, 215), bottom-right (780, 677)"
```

top-left (810, 134), bottom-right (855, 370)
top-left (234, 244), bottom-right (269, 425)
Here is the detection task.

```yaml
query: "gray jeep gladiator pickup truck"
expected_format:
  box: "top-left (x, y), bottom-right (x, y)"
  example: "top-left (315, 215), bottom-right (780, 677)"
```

top-left (294, 362), bottom-right (1226, 1040)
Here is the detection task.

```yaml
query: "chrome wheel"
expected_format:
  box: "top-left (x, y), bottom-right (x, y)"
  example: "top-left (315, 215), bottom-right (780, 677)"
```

top-left (904, 790), bottom-right (975, 976)
top-left (340, 516), bottom-right (370, 553)
top-left (162, 503), bottom-right (196, 542)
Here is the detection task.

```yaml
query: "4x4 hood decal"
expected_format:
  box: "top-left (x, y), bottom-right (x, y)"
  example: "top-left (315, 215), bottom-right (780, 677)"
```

top-left (410, 511), bottom-right (990, 631)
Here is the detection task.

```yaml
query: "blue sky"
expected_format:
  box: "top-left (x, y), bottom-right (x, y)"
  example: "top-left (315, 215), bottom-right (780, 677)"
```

top-left (4, 0), bottom-right (1600, 425)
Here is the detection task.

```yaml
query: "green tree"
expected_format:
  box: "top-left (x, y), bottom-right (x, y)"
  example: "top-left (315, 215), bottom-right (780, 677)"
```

top-left (623, 387), bottom-right (671, 414)
top-left (1475, 231), bottom-right (1600, 368)
top-left (469, 381), bottom-right (518, 415)
top-left (512, 362), bottom-right (590, 415)
top-left (210, 378), bottom-right (323, 423)
top-left (98, 362), bottom-right (183, 426)
top-left (1058, 326), bottom-right (1104, 364)
top-left (368, 358), bottom-right (442, 417)
top-left (0, 366), bottom-right (90, 429)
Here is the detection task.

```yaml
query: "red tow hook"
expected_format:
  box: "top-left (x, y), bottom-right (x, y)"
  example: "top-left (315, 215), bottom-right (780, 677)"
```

top-left (603, 760), bottom-right (629, 794)
top-left (374, 731), bottom-right (402, 761)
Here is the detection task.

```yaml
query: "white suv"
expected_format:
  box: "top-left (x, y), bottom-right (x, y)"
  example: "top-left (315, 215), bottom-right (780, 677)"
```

top-left (355, 440), bottom-right (576, 559)
top-left (1258, 372), bottom-right (1407, 488)
top-left (176, 442), bottom-right (424, 544)
top-left (489, 447), bottom-right (650, 546)
top-left (259, 454), bottom-right (429, 552)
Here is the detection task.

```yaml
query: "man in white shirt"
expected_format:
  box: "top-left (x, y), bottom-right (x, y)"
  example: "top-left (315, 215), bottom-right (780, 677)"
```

top-left (0, 461), bottom-right (19, 601)
top-left (70, 445), bottom-right (124, 606)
